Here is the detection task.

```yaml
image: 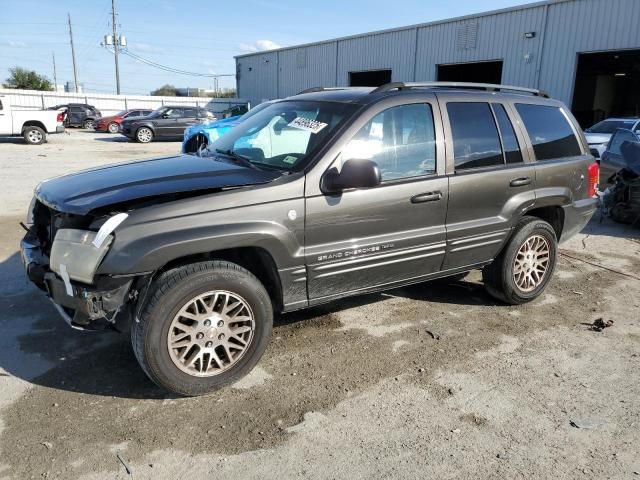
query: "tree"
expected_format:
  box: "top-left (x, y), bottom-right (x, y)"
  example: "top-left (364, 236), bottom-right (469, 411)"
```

top-left (3, 67), bottom-right (53, 91)
top-left (152, 84), bottom-right (178, 96)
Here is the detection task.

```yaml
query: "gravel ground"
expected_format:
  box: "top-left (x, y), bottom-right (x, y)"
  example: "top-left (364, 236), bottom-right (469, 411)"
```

top-left (0, 131), bottom-right (639, 479)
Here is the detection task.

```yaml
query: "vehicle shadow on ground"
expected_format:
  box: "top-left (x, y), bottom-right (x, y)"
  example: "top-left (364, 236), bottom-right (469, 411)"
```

top-left (0, 136), bottom-right (29, 145)
top-left (579, 213), bottom-right (640, 240)
top-left (0, 249), bottom-right (495, 399)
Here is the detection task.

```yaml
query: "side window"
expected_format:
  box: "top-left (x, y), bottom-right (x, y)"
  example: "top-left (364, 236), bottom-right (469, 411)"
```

top-left (608, 129), bottom-right (638, 155)
top-left (165, 108), bottom-right (183, 118)
top-left (515, 104), bottom-right (582, 161)
top-left (447, 102), bottom-right (503, 170)
top-left (342, 103), bottom-right (436, 181)
top-left (492, 104), bottom-right (523, 164)
top-left (182, 108), bottom-right (198, 118)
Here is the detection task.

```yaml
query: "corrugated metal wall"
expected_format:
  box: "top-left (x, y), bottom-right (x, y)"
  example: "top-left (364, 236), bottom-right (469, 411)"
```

top-left (236, 0), bottom-right (640, 107)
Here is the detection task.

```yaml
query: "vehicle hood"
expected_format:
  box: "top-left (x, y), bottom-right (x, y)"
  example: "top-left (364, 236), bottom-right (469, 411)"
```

top-left (584, 132), bottom-right (612, 145)
top-left (35, 154), bottom-right (282, 215)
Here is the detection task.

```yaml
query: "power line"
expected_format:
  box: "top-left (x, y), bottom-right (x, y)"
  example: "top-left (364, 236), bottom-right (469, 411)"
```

top-left (120, 49), bottom-right (234, 78)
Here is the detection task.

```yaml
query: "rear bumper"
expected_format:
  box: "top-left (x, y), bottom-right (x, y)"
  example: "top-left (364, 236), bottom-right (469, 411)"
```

top-left (21, 234), bottom-right (136, 331)
top-left (560, 197), bottom-right (599, 243)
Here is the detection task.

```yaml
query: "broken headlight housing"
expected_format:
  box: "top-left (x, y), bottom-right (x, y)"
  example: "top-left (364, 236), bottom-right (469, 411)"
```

top-left (49, 213), bottom-right (128, 284)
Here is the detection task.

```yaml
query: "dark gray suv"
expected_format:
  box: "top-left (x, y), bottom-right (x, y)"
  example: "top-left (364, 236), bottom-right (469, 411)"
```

top-left (21, 82), bottom-right (599, 396)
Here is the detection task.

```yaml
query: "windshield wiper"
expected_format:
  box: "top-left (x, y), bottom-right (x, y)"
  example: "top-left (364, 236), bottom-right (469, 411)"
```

top-left (214, 148), bottom-right (261, 170)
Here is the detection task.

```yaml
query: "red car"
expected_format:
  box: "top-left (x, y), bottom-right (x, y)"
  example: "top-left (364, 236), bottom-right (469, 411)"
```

top-left (95, 109), bottom-right (153, 133)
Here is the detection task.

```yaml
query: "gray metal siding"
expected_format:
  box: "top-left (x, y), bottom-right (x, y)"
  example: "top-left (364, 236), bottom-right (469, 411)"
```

top-left (336, 29), bottom-right (417, 86)
top-left (236, 0), bottom-right (640, 106)
top-left (539, 0), bottom-right (640, 104)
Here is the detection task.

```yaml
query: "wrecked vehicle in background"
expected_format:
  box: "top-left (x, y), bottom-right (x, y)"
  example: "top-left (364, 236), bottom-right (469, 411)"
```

top-left (602, 132), bottom-right (640, 225)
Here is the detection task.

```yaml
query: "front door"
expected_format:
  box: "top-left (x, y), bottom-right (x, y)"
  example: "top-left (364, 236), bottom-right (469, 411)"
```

top-left (154, 107), bottom-right (182, 137)
top-left (305, 97), bottom-right (449, 303)
top-left (439, 98), bottom-right (536, 270)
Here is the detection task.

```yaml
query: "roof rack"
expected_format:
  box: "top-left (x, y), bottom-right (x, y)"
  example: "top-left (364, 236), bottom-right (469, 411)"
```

top-left (297, 86), bottom-right (354, 94)
top-left (371, 81), bottom-right (549, 98)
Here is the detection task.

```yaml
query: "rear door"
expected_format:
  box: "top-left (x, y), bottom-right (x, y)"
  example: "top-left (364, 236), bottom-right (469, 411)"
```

top-left (600, 129), bottom-right (639, 184)
top-left (439, 95), bottom-right (536, 270)
top-left (177, 108), bottom-right (200, 136)
top-left (68, 106), bottom-right (84, 126)
top-left (305, 96), bottom-right (449, 303)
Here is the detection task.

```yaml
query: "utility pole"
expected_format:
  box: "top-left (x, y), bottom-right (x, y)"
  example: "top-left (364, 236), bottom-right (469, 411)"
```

top-left (52, 52), bottom-right (58, 90)
top-left (111, 0), bottom-right (121, 94)
top-left (67, 13), bottom-right (79, 93)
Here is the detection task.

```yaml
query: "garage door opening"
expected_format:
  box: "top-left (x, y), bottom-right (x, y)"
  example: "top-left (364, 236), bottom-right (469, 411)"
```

top-left (571, 49), bottom-right (640, 128)
top-left (349, 69), bottom-right (392, 87)
top-left (437, 60), bottom-right (503, 84)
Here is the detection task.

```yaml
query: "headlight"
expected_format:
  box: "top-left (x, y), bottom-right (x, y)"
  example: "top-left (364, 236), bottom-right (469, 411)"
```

top-left (50, 229), bottom-right (113, 284)
top-left (50, 213), bottom-right (128, 284)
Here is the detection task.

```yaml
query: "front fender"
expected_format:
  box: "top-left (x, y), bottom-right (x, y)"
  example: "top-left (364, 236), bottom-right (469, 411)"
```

top-left (97, 199), bottom-right (305, 275)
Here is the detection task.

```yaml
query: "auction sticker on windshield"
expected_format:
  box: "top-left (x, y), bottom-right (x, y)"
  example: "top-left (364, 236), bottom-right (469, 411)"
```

top-left (287, 117), bottom-right (328, 134)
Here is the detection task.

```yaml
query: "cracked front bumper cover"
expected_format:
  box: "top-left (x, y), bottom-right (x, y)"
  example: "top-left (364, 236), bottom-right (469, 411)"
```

top-left (21, 236), bottom-right (134, 331)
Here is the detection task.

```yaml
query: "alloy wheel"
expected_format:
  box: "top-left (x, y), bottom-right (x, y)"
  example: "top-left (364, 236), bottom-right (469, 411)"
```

top-left (137, 128), bottom-right (152, 142)
top-left (512, 234), bottom-right (551, 292)
top-left (167, 291), bottom-right (255, 377)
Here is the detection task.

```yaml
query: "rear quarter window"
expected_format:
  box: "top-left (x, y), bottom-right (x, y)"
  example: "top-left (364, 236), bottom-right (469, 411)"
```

top-left (515, 104), bottom-right (582, 161)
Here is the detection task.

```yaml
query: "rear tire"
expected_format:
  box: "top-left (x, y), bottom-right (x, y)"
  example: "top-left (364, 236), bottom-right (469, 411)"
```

top-left (23, 126), bottom-right (46, 145)
top-left (135, 127), bottom-right (153, 143)
top-left (132, 261), bottom-right (273, 396)
top-left (107, 122), bottom-right (119, 134)
top-left (483, 216), bottom-right (557, 305)
top-left (83, 119), bottom-right (95, 129)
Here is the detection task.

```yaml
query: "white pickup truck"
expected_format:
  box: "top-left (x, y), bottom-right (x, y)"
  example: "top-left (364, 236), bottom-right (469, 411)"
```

top-left (0, 95), bottom-right (65, 145)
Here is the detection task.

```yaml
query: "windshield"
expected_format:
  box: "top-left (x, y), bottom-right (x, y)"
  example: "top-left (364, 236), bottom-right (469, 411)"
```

top-left (586, 119), bottom-right (637, 134)
top-left (209, 100), bottom-right (356, 171)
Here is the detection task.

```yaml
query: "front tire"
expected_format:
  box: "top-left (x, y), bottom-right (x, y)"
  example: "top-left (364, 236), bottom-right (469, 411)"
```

top-left (132, 261), bottom-right (273, 396)
top-left (135, 127), bottom-right (153, 143)
top-left (23, 126), bottom-right (46, 145)
top-left (483, 216), bottom-right (557, 305)
top-left (107, 122), bottom-right (119, 134)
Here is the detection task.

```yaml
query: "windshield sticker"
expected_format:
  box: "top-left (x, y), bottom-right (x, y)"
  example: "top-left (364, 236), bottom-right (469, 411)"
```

top-left (283, 155), bottom-right (298, 164)
top-left (287, 117), bottom-right (328, 134)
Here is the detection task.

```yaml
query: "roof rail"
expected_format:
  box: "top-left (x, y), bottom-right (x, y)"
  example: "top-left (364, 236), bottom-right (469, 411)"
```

top-left (297, 86), bottom-right (354, 94)
top-left (371, 81), bottom-right (550, 98)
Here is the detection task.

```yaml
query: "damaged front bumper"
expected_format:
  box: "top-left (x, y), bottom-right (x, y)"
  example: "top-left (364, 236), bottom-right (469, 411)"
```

top-left (21, 233), bottom-right (140, 331)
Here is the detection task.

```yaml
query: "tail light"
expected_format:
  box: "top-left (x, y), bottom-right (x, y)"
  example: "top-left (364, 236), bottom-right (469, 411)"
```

top-left (587, 162), bottom-right (599, 197)
top-left (56, 112), bottom-right (63, 123)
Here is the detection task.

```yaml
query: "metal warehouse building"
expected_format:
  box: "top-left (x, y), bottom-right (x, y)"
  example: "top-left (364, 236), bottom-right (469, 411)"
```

top-left (235, 0), bottom-right (640, 127)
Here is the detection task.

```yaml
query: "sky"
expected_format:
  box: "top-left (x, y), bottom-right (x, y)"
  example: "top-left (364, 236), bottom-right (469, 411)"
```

top-left (0, 0), bottom-right (534, 96)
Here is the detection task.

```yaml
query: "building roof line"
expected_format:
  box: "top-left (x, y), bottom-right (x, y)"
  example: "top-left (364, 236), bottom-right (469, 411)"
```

top-left (234, 0), bottom-right (576, 59)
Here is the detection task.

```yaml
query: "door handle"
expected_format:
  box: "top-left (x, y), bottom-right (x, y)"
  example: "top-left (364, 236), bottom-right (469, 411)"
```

top-left (411, 191), bottom-right (442, 203)
top-left (509, 177), bottom-right (531, 187)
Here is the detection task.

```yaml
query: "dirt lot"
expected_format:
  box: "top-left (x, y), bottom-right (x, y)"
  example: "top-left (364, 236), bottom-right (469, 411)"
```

top-left (0, 131), bottom-right (639, 479)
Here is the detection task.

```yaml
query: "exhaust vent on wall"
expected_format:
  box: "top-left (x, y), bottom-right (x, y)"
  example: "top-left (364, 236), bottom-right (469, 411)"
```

top-left (456, 22), bottom-right (478, 50)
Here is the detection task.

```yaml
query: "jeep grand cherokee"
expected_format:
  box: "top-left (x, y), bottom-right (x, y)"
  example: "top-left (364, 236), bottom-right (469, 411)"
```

top-left (21, 82), bottom-right (599, 396)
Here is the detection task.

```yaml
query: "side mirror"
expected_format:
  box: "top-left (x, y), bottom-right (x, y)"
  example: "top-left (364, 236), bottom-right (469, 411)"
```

top-left (321, 159), bottom-right (381, 193)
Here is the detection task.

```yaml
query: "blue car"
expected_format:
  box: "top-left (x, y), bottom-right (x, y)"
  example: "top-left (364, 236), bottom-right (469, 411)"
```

top-left (182, 101), bottom-right (274, 154)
